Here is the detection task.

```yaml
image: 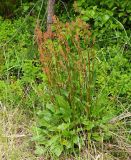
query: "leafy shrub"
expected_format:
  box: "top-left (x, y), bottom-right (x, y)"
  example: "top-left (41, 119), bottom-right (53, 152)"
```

top-left (72, 0), bottom-right (131, 51)
top-left (74, 0), bottom-right (131, 30)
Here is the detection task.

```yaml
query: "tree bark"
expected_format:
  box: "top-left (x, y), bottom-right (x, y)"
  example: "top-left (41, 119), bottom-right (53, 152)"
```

top-left (47, 0), bottom-right (55, 32)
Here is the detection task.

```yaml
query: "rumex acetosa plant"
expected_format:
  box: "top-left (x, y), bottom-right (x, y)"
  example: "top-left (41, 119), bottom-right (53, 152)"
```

top-left (33, 17), bottom-right (113, 157)
top-left (35, 16), bottom-right (95, 115)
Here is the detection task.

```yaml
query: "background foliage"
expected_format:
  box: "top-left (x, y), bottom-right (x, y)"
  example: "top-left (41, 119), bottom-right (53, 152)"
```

top-left (0, 0), bottom-right (131, 159)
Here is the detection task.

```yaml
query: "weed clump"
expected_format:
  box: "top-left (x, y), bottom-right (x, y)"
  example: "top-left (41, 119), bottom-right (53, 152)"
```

top-left (33, 17), bottom-right (129, 158)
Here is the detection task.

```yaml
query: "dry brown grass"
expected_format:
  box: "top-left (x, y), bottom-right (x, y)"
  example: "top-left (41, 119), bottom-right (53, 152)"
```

top-left (0, 102), bottom-right (36, 160)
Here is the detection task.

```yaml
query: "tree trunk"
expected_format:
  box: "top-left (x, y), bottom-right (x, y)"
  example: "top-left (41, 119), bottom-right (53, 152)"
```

top-left (47, 0), bottom-right (55, 33)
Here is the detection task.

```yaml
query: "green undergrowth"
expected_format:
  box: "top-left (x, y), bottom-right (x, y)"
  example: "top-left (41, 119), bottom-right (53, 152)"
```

top-left (0, 2), bottom-right (131, 159)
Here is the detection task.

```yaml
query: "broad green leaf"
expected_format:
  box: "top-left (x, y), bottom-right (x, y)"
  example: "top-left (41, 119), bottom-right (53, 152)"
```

top-left (35, 146), bottom-right (45, 155)
top-left (47, 135), bottom-right (60, 147)
top-left (57, 123), bottom-right (70, 131)
top-left (52, 145), bottom-right (63, 157)
top-left (92, 133), bottom-right (102, 141)
top-left (82, 120), bottom-right (95, 130)
top-left (55, 95), bottom-right (70, 108)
